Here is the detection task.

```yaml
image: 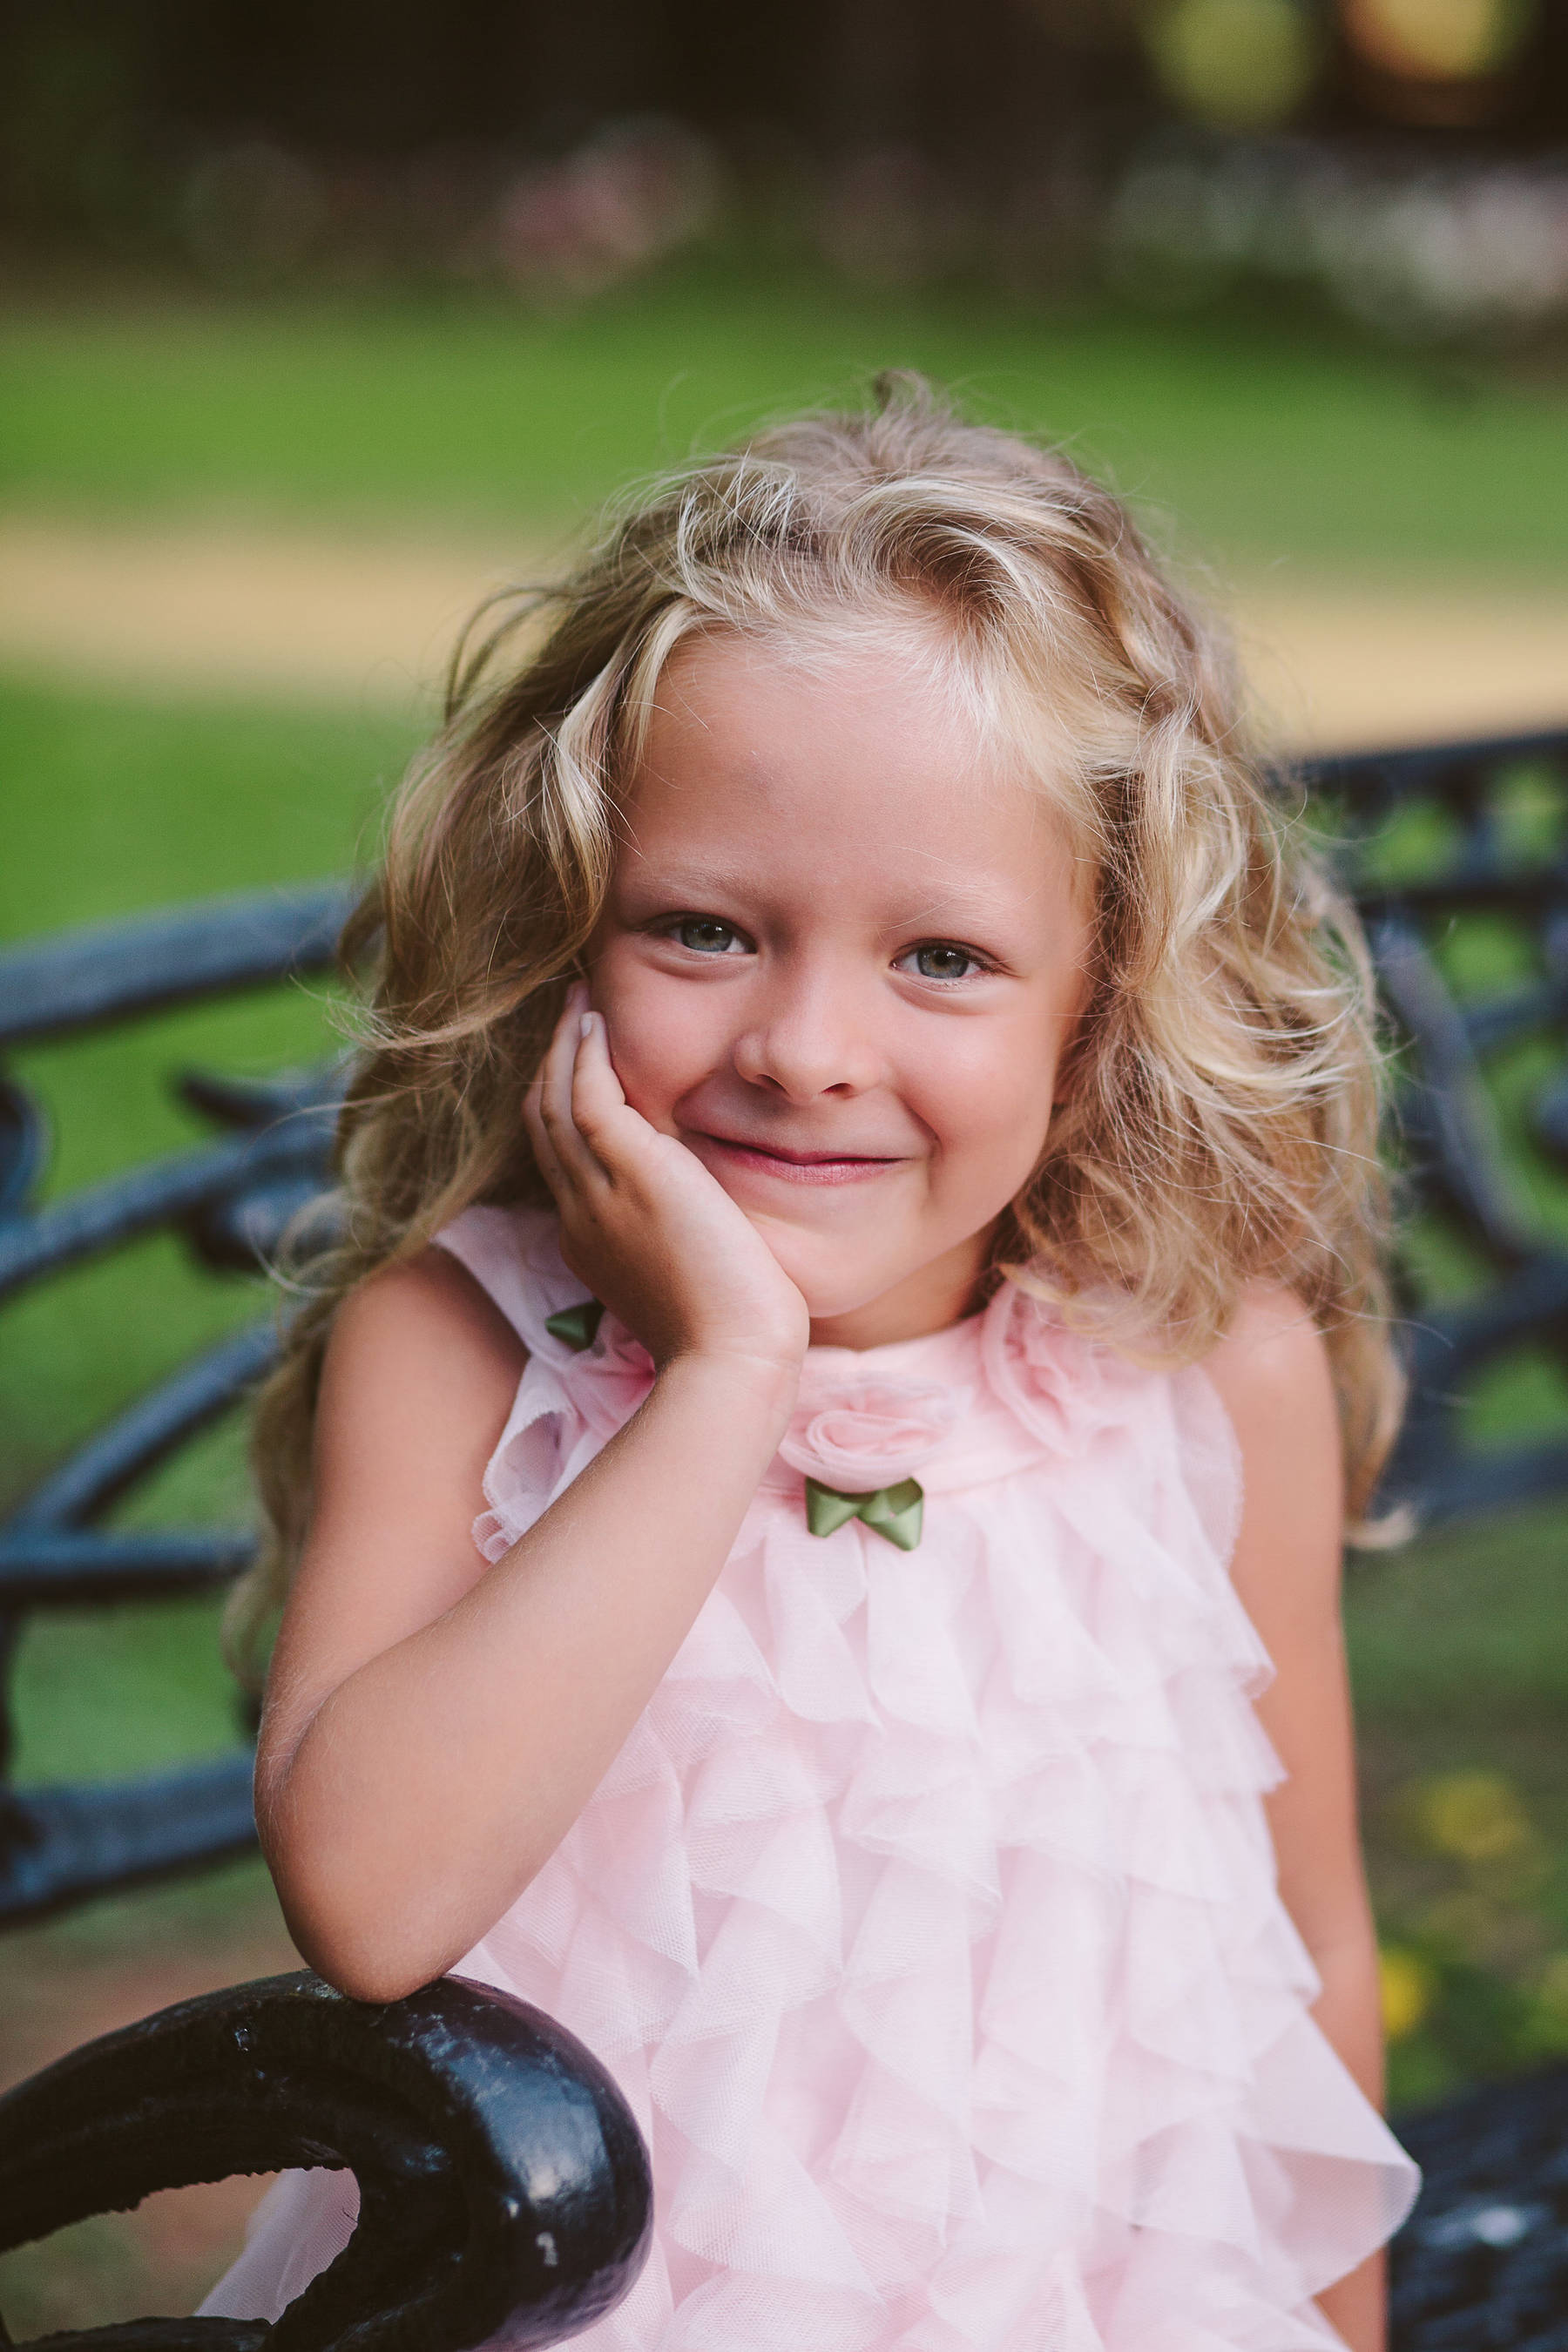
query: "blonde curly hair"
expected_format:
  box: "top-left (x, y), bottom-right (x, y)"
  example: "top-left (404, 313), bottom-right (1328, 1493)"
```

top-left (229, 374), bottom-right (1401, 1683)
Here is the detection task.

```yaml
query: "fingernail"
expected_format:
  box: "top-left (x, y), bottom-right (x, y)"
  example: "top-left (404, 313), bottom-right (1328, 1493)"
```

top-left (579, 1011), bottom-right (595, 1040)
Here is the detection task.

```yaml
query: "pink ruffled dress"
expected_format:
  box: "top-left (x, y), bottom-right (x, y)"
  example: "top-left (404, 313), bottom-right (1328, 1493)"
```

top-left (204, 1206), bottom-right (1417, 2350)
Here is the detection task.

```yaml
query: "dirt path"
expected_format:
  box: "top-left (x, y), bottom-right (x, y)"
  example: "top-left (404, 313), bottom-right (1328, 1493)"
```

top-left (3, 515), bottom-right (1566, 751)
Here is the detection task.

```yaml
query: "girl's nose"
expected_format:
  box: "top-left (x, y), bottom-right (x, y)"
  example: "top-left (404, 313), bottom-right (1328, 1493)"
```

top-left (732, 970), bottom-right (885, 1101)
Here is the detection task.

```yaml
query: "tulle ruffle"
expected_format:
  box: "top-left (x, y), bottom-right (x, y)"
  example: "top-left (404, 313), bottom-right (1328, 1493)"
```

top-left (204, 1209), bottom-right (1416, 2349)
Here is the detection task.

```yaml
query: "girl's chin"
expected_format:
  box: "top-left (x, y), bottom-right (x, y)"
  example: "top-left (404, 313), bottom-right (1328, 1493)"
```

top-left (744, 1206), bottom-right (998, 1345)
top-left (745, 1221), bottom-right (917, 1328)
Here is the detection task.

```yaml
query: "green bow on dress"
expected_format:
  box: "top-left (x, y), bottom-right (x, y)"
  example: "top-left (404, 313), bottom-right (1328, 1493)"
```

top-left (544, 1296), bottom-right (925, 1550)
top-left (545, 1300), bottom-right (605, 1351)
top-left (803, 1476), bottom-right (924, 1552)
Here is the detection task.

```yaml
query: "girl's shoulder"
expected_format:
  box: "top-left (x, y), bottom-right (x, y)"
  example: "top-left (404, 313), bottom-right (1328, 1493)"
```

top-left (1201, 1282), bottom-right (1336, 1445)
top-left (327, 1239), bottom-right (527, 1435)
top-left (331, 1203), bottom-right (570, 1389)
top-left (1199, 1283), bottom-right (1345, 1641)
top-left (429, 1204), bottom-right (553, 1349)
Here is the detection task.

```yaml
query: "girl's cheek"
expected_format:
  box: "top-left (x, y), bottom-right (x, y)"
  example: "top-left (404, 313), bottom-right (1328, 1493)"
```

top-left (925, 1023), bottom-right (1056, 1173)
top-left (598, 969), bottom-right (716, 1127)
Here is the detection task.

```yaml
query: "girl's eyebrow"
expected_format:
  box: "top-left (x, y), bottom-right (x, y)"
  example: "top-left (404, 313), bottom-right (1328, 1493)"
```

top-left (621, 860), bottom-right (1033, 938)
top-left (875, 874), bottom-right (1046, 938)
top-left (618, 856), bottom-right (760, 901)
top-left (889, 889), bottom-right (1017, 929)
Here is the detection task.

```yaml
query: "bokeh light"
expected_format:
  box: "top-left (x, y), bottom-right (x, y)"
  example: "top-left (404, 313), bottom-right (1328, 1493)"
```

top-left (1340, 0), bottom-right (1538, 84)
top-left (1142, 0), bottom-right (1323, 130)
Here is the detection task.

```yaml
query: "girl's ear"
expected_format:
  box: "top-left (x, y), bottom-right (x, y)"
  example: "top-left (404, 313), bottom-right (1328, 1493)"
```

top-left (1051, 954), bottom-right (1103, 1106)
top-left (1050, 1012), bottom-right (1090, 1108)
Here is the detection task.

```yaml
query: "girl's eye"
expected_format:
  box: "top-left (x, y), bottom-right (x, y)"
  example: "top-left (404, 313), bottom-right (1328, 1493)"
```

top-left (673, 917), bottom-right (745, 956)
top-left (901, 942), bottom-right (983, 983)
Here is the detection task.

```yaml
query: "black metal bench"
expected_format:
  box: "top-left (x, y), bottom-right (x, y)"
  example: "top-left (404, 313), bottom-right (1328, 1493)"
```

top-left (1317, 726), bottom-right (1568, 1524)
top-left (0, 882), bottom-right (349, 1923)
top-left (1391, 2065), bottom-right (1568, 2352)
top-left (3, 724), bottom-right (1567, 2348)
top-left (0, 886), bottom-right (654, 2348)
top-left (0, 1968), bottom-right (652, 2352)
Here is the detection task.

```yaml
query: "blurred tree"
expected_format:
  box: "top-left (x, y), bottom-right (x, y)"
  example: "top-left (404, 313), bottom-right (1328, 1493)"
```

top-left (1, 0), bottom-right (1564, 263)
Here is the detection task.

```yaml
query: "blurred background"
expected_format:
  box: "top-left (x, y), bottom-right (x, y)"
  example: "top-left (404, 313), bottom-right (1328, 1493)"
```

top-left (3, 0), bottom-right (1567, 2328)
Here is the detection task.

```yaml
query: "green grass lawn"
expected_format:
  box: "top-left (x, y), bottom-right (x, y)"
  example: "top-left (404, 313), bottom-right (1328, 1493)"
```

top-left (0, 676), bottom-right (418, 1788)
top-left (4, 264), bottom-right (1568, 572)
top-left (0, 674), bottom-right (416, 1484)
top-left (1350, 1504), bottom-right (1568, 2104)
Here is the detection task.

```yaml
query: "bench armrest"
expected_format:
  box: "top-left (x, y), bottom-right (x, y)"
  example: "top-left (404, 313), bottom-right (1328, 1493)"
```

top-left (0, 1970), bottom-right (652, 2352)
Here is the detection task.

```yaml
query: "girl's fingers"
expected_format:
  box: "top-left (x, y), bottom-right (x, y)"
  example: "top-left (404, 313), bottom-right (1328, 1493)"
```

top-left (522, 1070), bottom-right (569, 1200)
top-left (536, 984), bottom-right (600, 1183)
top-left (570, 1011), bottom-right (629, 1158)
top-left (532, 999), bottom-right (647, 1206)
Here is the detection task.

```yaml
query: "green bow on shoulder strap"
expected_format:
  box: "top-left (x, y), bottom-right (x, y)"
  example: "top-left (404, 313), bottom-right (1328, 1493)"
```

top-left (804, 1476), bottom-right (924, 1552)
top-left (545, 1300), bottom-right (605, 1351)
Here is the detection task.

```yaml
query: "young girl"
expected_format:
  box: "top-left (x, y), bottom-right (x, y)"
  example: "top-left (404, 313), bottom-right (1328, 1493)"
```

top-left (205, 377), bottom-right (1417, 2350)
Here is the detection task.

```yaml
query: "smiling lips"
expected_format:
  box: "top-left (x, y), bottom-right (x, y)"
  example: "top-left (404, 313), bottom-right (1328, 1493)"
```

top-left (694, 1132), bottom-right (908, 1186)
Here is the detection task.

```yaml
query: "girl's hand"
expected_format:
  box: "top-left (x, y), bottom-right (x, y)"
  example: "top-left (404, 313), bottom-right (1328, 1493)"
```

top-left (524, 984), bottom-right (810, 1380)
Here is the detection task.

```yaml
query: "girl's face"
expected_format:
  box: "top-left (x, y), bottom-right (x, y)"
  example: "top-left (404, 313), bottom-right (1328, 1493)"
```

top-left (588, 629), bottom-right (1092, 1348)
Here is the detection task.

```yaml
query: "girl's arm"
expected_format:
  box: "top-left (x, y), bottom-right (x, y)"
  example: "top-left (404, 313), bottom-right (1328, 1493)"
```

top-left (257, 994), bottom-right (809, 2004)
top-left (1205, 1288), bottom-right (1388, 2352)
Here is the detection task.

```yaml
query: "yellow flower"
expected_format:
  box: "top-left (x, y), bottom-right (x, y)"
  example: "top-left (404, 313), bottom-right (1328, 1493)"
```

top-left (1379, 1945), bottom-right (1436, 2042)
top-left (1414, 1771), bottom-right (1532, 1865)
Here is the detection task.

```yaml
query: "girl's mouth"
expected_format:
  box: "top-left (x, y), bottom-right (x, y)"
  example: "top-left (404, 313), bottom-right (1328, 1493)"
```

top-left (692, 1132), bottom-right (905, 1187)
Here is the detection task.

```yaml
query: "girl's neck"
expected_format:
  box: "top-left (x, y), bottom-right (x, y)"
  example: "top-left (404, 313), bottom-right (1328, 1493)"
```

top-left (806, 1228), bottom-right (994, 1353)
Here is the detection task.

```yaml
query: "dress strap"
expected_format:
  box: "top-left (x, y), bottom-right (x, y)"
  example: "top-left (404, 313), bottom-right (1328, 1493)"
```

top-left (432, 1205), bottom-right (593, 1360)
top-left (431, 1206), bottom-right (655, 1565)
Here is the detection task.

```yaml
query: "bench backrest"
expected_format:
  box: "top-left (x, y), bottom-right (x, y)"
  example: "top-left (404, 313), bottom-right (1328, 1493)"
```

top-left (3, 725), bottom-right (1566, 1924)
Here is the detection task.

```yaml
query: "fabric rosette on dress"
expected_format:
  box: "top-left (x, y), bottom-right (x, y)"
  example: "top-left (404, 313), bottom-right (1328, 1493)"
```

top-left (203, 1208), bottom-right (1416, 2352)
